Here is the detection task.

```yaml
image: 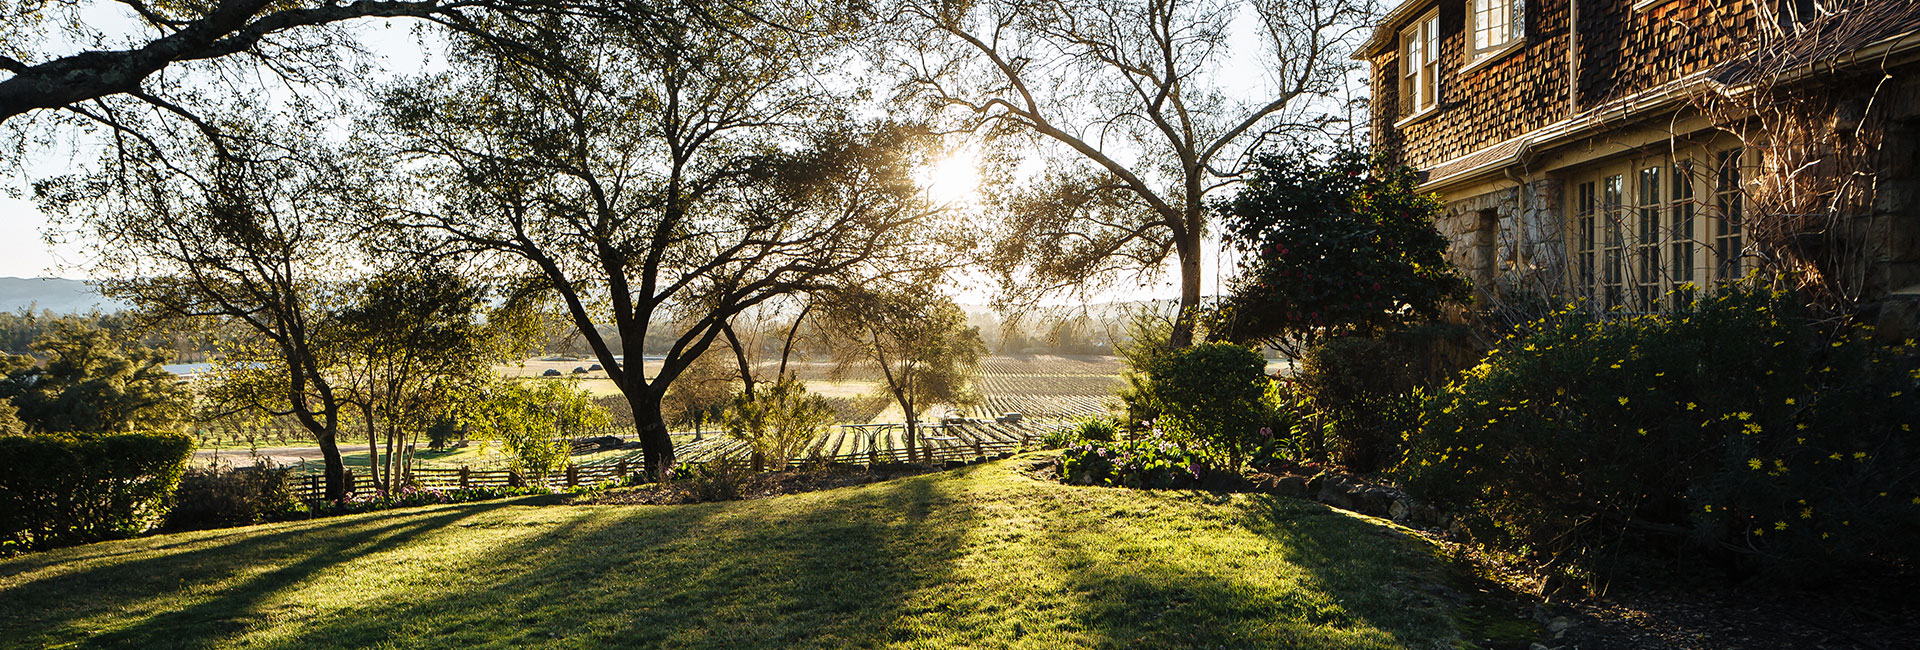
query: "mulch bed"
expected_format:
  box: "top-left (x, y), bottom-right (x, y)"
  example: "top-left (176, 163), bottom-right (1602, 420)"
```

top-left (574, 463), bottom-right (940, 506)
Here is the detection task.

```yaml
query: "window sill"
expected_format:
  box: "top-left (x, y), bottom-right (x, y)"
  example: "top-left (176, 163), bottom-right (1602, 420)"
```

top-left (1394, 105), bottom-right (1441, 129)
top-left (1460, 40), bottom-right (1525, 76)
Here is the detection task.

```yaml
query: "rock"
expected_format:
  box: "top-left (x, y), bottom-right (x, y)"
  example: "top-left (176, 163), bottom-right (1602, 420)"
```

top-left (1274, 475), bottom-right (1309, 497)
top-left (1547, 616), bottom-right (1574, 635)
top-left (1389, 497), bottom-right (1412, 522)
top-left (1529, 644), bottom-right (1553, 650)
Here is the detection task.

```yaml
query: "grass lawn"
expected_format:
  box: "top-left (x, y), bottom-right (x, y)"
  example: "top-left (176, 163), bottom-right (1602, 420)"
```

top-left (0, 455), bottom-right (1528, 649)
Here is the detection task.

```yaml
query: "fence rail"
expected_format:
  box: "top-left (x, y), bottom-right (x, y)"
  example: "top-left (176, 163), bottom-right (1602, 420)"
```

top-left (289, 422), bottom-right (1063, 502)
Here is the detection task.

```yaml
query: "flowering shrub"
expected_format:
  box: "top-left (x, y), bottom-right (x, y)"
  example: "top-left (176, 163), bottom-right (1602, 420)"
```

top-left (1398, 284), bottom-right (1920, 585)
top-left (1060, 438), bottom-right (1205, 489)
top-left (1139, 343), bottom-right (1270, 470)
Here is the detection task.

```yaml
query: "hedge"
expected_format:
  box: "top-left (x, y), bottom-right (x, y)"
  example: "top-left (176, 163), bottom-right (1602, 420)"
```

top-left (0, 431), bottom-right (193, 551)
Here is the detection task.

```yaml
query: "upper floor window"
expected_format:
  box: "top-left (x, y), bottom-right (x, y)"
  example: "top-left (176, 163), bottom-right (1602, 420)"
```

top-left (1399, 10), bottom-right (1440, 118)
top-left (1468, 0), bottom-right (1524, 61)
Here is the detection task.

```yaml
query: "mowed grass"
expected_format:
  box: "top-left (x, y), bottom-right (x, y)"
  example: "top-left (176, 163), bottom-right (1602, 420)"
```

top-left (0, 456), bottom-right (1502, 649)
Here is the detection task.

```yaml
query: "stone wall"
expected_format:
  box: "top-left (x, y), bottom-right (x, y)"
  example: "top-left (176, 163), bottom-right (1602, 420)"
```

top-left (1438, 179), bottom-right (1567, 310)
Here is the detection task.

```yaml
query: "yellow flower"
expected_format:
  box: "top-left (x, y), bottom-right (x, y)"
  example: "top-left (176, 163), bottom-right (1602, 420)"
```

top-left (1703, 504), bottom-right (1713, 512)
top-left (1753, 528), bottom-right (1764, 536)
top-left (1637, 428), bottom-right (1648, 436)
top-left (1618, 397), bottom-right (1630, 405)
top-left (1775, 521), bottom-right (1788, 531)
top-left (1800, 508), bottom-right (1813, 519)
top-left (1784, 397), bottom-right (1795, 405)
top-left (1686, 402), bottom-right (1697, 410)
top-left (1747, 458), bottom-right (1763, 470)
top-left (1854, 452), bottom-right (1868, 460)
top-left (1736, 412), bottom-right (1752, 421)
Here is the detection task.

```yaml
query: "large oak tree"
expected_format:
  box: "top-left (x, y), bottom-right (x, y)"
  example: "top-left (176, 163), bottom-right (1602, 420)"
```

top-left (369, 6), bottom-right (968, 476)
top-left (892, 0), bottom-right (1375, 346)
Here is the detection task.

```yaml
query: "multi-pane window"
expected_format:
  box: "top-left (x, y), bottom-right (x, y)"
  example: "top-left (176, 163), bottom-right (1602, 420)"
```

top-left (1577, 181), bottom-right (1597, 303)
top-left (1469, 0), bottom-right (1524, 60)
top-left (1670, 162), bottom-right (1697, 308)
top-left (1603, 174), bottom-right (1625, 310)
top-left (1571, 150), bottom-right (1747, 313)
top-left (1400, 11), bottom-right (1440, 117)
top-left (1635, 166), bottom-right (1663, 310)
top-left (1715, 149), bottom-right (1745, 283)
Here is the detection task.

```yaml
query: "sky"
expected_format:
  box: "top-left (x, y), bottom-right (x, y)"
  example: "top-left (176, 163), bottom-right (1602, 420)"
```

top-left (0, 4), bottom-right (1363, 304)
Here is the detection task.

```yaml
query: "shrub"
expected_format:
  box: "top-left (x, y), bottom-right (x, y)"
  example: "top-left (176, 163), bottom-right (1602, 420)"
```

top-left (1295, 336), bottom-right (1424, 473)
top-left (0, 431), bottom-right (193, 551)
top-left (164, 461), bottom-right (300, 531)
top-left (1039, 428), bottom-right (1082, 450)
top-left (1073, 418), bottom-right (1118, 443)
top-left (1141, 342), bottom-right (1269, 470)
top-left (1060, 438), bottom-right (1203, 489)
top-left (723, 377), bottom-right (834, 471)
top-left (1398, 285), bottom-right (1920, 587)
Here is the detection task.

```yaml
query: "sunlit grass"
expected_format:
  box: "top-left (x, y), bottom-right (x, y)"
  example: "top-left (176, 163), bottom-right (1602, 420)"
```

top-left (0, 455), bottom-right (1514, 649)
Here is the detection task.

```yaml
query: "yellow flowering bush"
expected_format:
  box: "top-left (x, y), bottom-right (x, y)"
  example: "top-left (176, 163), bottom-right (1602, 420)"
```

top-left (1397, 284), bottom-right (1920, 586)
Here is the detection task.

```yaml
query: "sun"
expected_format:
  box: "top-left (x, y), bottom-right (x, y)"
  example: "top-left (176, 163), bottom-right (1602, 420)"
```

top-left (920, 148), bottom-right (983, 207)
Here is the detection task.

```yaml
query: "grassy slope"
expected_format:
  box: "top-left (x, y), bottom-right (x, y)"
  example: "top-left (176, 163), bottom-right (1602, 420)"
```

top-left (0, 457), bottom-right (1500, 649)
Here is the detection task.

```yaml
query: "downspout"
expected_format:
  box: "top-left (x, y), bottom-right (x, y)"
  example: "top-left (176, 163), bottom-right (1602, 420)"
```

top-left (1568, 0), bottom-right (1580, 115)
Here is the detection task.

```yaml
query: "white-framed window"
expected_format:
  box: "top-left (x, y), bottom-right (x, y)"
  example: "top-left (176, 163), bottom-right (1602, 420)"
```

top-left (1569, 150), bottom-right (1745, 313)
top-left (1400, 10), bottom-right (1440, 118)
top-left (1468, 0), bottom-right (1524, 61)
top-left (1714, 148), bottom-right (1746, 284)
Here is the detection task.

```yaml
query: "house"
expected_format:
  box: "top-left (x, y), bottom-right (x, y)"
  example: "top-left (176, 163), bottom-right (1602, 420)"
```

top-left (1357, 0), bottom-right (1920, 336)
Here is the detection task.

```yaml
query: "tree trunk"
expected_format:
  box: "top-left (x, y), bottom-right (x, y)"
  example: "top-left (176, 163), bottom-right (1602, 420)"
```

top-left (723, 323), bottom-right (756, 400)
top-left (1169, 230), bottom-right (1204, 348)
top-left (364, 403), bottom-right (381, 493)
top-left (317, 427), bottom-right (346, 501)
top-left (630, 393), bottom-right (676, 479)
top-left (778, 302), bottom-right (812, 380)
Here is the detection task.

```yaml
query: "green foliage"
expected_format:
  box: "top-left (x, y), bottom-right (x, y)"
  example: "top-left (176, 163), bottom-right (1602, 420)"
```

top-left (1039, 427), bottom-right (1083, 450)
top-left (1072, 418), bottom-right (1118, 443)
top-left (1208, 150), bottom-right (1470, 349)
top-left (1398, 285), bottom-right (1920, 585)
top-left (722, 377), bottom-right (835, 471)
top-left (467, 379), bottom-right (609, 478)
top-left (1139, 342), bottom-right (1269, 470)
top-left (1060, 438), bottom-right (1203, 489)
top-left (1295, 337), bottom-right (1426, 473)
top-left (0, 322), bottom-right (189, 434)
top-left (1110, 308), bottom-right (1175, 431)
top-left (0, 431), bottom-right (193, 550)
top-left (164, 462), bottom-right (299, 532)
top-left (425, 416), bottom-right (461, 450)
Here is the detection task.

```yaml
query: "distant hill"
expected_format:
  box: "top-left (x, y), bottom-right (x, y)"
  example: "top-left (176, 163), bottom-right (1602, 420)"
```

top-left (0, 277), bottom-right (124, 314)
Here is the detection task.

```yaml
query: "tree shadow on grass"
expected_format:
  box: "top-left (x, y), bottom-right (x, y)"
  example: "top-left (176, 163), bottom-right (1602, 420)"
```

top-left (245, 473), bottom-right (983, 649)
top-left (0, 501), bottom-right (518, 649)
top-left (1040, 491), bottom-right (1460, 649)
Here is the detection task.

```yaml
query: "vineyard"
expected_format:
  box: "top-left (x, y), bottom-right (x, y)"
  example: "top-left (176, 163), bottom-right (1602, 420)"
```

top-left (970, 355), bottom-right (1122, 422)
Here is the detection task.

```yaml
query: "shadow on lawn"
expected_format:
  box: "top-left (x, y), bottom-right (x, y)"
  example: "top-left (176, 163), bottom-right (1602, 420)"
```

top-left (0, 501), bottom-right (516, 648)
top-left (249, 474), bottom-right (982, 648)
top-left (1045, 492), bottom-right (1457, 649)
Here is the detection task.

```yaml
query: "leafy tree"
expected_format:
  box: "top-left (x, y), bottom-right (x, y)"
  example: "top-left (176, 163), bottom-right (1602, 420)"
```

top-left (328, 267), bottom-right (514, 492)
top-left (42, 116), bottom-right (364, 500)
top-left (721, 376), bottom-right (833, 472)
top-left (822, 284), bottom-right (986, 463)
top-left (661, 350), bottom-right (737, 439)
top-left (369, 6), bottom-right (963, 476)
top-left (467, 379), bottom-right (608, 478)
top-left (893, 0), bottom-right (1375, 347)
top-left (0, 322), bottom-right (188, 433)
top-left (1207, 151), bottom-right (1471, 354)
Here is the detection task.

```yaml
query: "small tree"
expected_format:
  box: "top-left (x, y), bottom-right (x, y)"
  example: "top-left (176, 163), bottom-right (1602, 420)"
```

top-left (661, 350), bottom-right (738, 440)
top-left (467, 379), bottom-right (608, 479)
top-left (721, 377), bottom-right (834, 472)
top-left (1207, 151), bottom-right (1470, 354)
top-left (822, 285), bottom-right (986, 463)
